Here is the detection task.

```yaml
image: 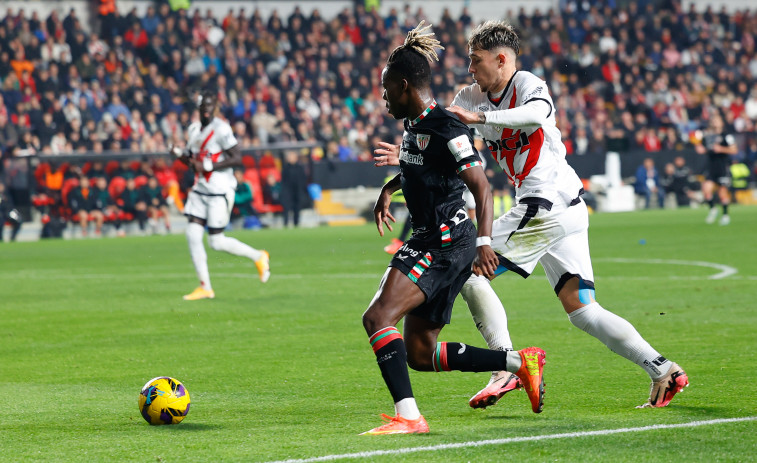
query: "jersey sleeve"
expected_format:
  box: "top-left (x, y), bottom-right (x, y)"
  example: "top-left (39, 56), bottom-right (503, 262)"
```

top-left (518, 74), bottom-right (554, 118)
top-left (450, 86), bottom-right (471, 108)
top-left (446, 125), bottom-right (483, 174)
top-left (216, 123), bottom-right (238, 151)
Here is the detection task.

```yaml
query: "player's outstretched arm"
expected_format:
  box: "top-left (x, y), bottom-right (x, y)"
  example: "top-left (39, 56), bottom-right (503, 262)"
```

top-left (374, 173), bottom-right (401, 236)
top-left (373, 142), bottom-right (400, 167)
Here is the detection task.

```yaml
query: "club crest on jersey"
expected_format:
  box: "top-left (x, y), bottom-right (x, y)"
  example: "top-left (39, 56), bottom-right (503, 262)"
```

top-left (416, 134), bottom-right (431, 151)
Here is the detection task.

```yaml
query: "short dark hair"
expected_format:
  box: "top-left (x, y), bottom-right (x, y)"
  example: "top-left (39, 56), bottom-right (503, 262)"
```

top-left (386, 21), bottom-right (444, 89)
top-left (468, 21), bottom-right (520, 56)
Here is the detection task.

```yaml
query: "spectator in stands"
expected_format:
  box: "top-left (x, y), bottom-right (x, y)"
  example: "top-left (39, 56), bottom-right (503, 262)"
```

top-left (0, 181), bottom-right (21, 242)
top-left (91, 176), bottom-right (122, 236)
top-left (67, 176), bottom-right (100, 236)
top-left (139, 175), bottom-right (170, 234)
top-left (635, 157), bottom-right (665, 209)
top-left (662, 156), bottom-right (697, 208)
top-left (119, 177), bottom-right (147, 232)
top-left (280, 150), bottom-right (307, 227)
top-left (232, 169), bottom-right (256, 224)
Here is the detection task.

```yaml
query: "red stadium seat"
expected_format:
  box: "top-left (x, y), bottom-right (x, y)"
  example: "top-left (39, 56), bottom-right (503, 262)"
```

top-left (241, 155), bottom-right (256, 169)
top-left (105, 160), bottom-right (120, 176)
top-left (258, 153), bottom-right (277, 169)
top-left (134, 175), bottom-right (148, 188)
top-left (61, 178), bottom-right (80, 205)
top-left (109, 176), bottom-right (127, 199)
top-left (244, 168), bottom-right (283, 214)
top-left (258, 166), bottom-right (281, 183)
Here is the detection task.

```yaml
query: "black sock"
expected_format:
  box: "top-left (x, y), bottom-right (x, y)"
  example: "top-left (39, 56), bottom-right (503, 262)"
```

top-left (723, 204), bottom-right (729, 215)
top-left (369, 327), bottom-right (414, 403)
top-left (137, 211), bottom-right (148, 230)
top-left (708, 198), bottom-right (715, 208)
top-left (433, 342), bottom-right (507, 372)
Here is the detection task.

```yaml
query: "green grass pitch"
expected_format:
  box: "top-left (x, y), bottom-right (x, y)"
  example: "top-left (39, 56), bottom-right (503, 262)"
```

top-left (1, 206), bottom-right (756, 462)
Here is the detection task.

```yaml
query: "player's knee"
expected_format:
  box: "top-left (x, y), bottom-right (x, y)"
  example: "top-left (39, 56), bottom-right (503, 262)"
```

top-left (207, 233), bottom-right (226, 251)
top-left (362, 306), bottom-right (385, 335)
top-left (460, 274), bottom-right (486, 300)
top-left (406, 349), bottom-right (433, 372)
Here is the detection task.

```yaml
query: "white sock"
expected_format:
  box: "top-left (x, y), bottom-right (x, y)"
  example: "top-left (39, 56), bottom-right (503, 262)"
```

top-left (568, 302), bottom-right (672, 379)
top-left (505, 350), bottom-right (522, 373)
top-left (394, 397), bottom-right (420, 420)
top-left (460, 274), bottom-right (514, 351)
top-left (207, 233), bottom-right (263, 261)
top-left (186, 222), bottom-right (211, 291)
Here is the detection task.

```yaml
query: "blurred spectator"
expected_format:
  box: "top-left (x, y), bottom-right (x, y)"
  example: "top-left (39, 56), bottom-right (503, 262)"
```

top-left (280, 151), bottom-right (307, 227)
top-left (635, 157), bottom-right (665, 209)
top-left (119, 177), bottom-right (147, 231)
top-left (232, 169), bottom-right (258, 226)
top-left (139, 175), bottom-right (171, 233)
top-left (0, 181), bottom-right (22, 241)
top-left (661, 156), bottom-right (697, 207)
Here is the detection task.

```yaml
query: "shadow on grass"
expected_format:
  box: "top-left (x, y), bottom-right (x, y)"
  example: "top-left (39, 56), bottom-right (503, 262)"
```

top-left (141, 422), bottom-right (222, 431)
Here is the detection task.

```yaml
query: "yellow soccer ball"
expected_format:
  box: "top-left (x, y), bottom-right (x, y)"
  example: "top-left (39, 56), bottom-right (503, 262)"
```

top-left (138, 377), bottom-right (191, 425)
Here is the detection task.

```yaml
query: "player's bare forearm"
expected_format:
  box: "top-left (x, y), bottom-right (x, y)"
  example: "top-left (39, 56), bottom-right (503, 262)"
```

top-left (459, 167), bottom-right (493, 238)
top-left (460, 166), bottom-right (497, 277)
top-left (373, 142), bottom-right (400, 167)
top-left (212, 145), bottom-right (243, 170)
top-left (382, 173), bottom-right (402, 196)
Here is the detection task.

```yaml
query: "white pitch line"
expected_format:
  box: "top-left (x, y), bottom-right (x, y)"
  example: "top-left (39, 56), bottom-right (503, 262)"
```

top-left (266, 416), bottom-right (757, 463)
top-left (595, 258), bottom-right (738, 279)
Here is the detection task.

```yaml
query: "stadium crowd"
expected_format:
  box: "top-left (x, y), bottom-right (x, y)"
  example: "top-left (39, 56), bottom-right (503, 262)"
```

top-left (0, 0), bottom-right (756, 237)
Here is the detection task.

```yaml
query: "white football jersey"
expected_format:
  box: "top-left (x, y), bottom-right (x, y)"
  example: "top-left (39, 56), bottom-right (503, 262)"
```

top-left (186, 117), bottom-right (238, 195)
top-left (452, 71), bottom-right (583, 206)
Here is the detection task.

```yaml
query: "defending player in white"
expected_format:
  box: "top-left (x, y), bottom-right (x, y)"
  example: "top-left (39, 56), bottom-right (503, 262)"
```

top-left (377, 21), bottom-right (689, 409)
top-left (173, 90), bottom-right (270, 300)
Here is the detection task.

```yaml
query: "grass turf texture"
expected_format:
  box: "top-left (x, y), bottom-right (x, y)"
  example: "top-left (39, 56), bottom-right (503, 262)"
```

top-left (1, 206), bottom-right (756, 462)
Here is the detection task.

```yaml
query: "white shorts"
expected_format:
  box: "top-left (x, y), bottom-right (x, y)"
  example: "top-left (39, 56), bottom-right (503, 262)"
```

top-left (184, 189), bottom-right (235, 229)
top-left (462, 189), bottom-right (476, 210)
top-left (491, 198), bottom-right (594, 295)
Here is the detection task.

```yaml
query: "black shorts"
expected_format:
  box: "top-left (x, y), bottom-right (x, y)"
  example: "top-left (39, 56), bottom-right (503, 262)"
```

top-left (388, 212), bottom-right (476, 325)
top-left (707, 160), bottom-right (731, 186)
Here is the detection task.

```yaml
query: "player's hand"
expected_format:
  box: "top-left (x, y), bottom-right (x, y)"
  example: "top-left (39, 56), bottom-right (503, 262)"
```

top-left (189, 158), bottom-right (207, 174)
top-left (472, 245), bottom-right (499, 279)
top-left (446, 105), bottom-right (481, 125)
top-left (373, 142), bottom-right (400, 166)
top-left (373, 190), bottom-right (395, 237)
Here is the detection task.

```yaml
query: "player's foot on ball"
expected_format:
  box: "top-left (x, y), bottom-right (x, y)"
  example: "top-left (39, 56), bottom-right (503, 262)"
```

top-left (469, 371), bottom-right (522, 409)
top-left (637, 362), bottom-right (689, 408)
top-left (255, 250), bottom-right (270, 283)
top-left (383, 238), bottom-right (403, 254)
top-left (359, 414), bottom-right (429, 435)
top-left (182, 287), bottom-right (215, 300)
top-left (514, 347), bottom-right (546, 413)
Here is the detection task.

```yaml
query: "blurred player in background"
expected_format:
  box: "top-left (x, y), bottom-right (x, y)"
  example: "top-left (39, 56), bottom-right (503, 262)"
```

top-left (174, 90), bottom-right (270, 301)
top-left (696, 115), bottom-right (738, 225)
top-left (362, 23), bottom-right (545, 436)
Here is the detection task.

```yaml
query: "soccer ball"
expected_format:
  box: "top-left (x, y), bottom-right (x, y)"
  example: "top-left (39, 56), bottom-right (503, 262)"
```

top-left (138, 376), bottom-right (191, 425)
